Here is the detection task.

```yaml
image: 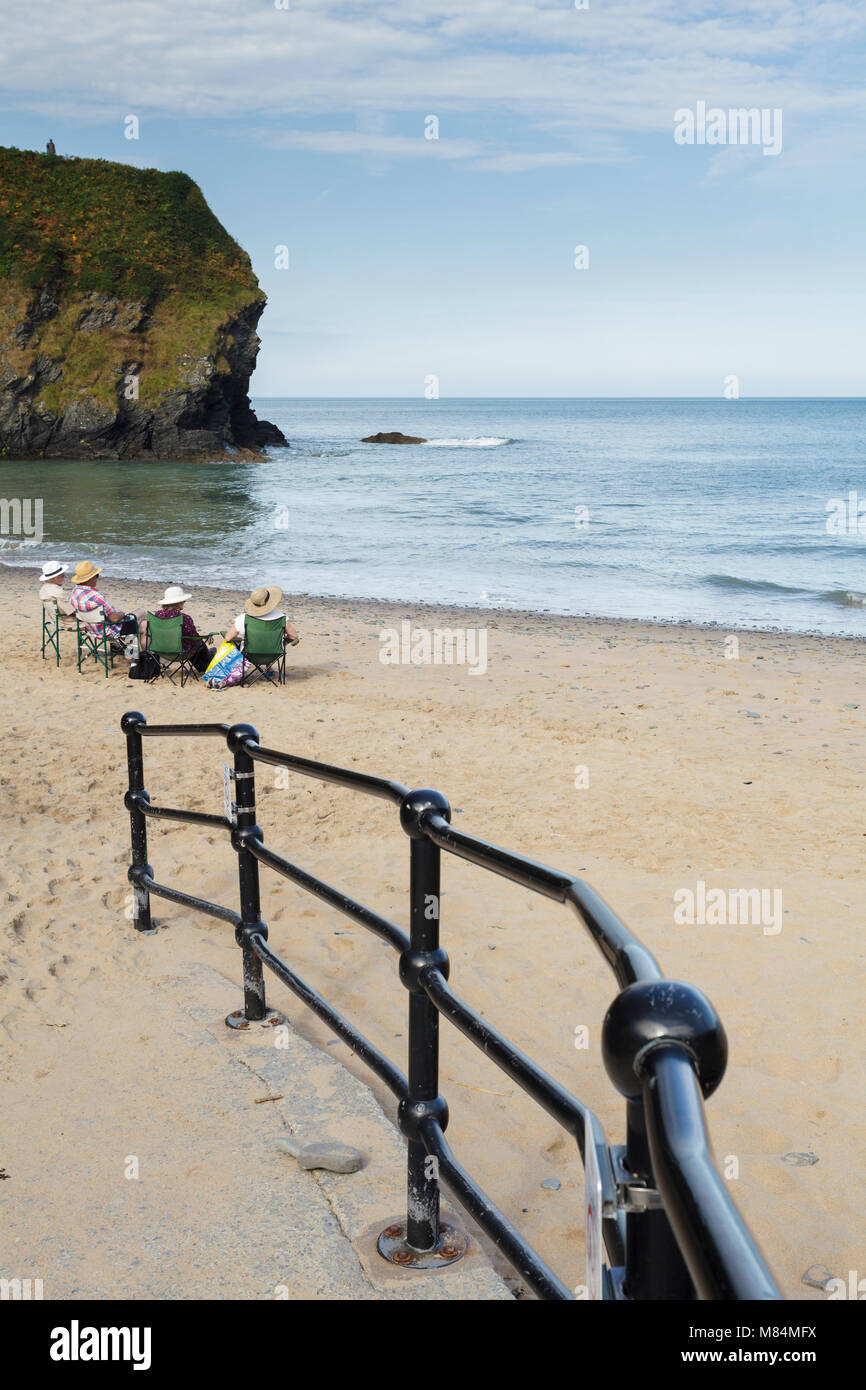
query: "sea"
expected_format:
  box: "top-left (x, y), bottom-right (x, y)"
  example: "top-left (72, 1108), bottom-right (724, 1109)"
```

top-left (2, 397), bottom-right (865, 636)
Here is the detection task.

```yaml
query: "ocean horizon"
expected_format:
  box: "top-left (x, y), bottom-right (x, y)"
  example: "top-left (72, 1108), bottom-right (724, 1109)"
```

top-left (3, 395), bottom-right (865, 636)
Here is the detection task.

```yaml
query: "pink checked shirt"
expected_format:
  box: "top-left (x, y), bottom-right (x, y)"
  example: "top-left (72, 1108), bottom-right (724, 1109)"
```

top-left (70, 583), bottom-right (122, 639)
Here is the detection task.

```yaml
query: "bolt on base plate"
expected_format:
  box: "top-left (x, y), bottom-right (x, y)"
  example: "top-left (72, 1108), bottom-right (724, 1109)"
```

top-left (377, 1220), bottom-right (468, 1270)
top-left (224, 1008), bottom-right (288, 1031)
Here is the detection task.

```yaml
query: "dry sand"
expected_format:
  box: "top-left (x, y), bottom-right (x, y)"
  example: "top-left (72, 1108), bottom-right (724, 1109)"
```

top-left (1, 562), bottom-right (864, 1299)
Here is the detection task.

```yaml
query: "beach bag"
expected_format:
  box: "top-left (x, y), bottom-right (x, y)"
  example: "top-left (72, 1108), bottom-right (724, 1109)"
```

top-left (203, 640), bottom-right (250, 689)
top-left (128, 650), bottom-right (160, 681)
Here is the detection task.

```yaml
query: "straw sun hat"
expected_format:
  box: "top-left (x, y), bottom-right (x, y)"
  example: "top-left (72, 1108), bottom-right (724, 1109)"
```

top-left (244, 585), bottom-right (283, 617)
top-left (73, 560), bottom-right (102, 583)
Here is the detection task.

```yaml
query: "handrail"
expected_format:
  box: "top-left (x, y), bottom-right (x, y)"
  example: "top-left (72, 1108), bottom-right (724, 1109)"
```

top-left (247, 739), bottom-right (409, 805)
top-left (121, 710), bottom-right (782, 1302)
top-left (247, 837), bottom-right (409, 953)
top-left (249, 931), bottom-right (408, 1101)
top-left (423, 810), bottom-right (662, 987)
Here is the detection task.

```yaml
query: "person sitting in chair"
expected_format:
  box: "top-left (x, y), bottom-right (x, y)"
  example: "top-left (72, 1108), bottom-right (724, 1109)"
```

top-left (224, 586), bottom-right (300, 648)
top-left (39, 561), bottom-right (75, 617)
top-left (70, 560), bottom-right (140, 656)
top-left (153, 586), bottom-right (216, 673)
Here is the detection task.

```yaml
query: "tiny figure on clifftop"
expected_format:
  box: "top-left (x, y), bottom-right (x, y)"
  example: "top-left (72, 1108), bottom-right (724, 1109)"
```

top-left (46, 139), bottom-right (56, 156)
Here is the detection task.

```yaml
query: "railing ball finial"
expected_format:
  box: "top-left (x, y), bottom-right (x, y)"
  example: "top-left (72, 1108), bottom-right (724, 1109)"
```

top-left (121, 710), bottom-right (146, 733)
top-left (399, 787), bottom-right (451, 839)
top-left (601, 980), bottom-right (728, 1101)
top-left (226, 721), bottom-right (259, 754)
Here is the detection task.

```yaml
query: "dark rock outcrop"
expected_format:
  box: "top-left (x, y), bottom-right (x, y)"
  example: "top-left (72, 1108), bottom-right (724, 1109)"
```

top-left (0, 291), bottom-right (287, 460)
top-left (362, 431), bottom-right (427, 444)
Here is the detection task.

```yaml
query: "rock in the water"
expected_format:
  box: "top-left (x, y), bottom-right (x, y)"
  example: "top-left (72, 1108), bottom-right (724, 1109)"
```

top-left (361, 431), bottom-right (427, 444)
top-left (255, 418), bottom-right (288, 447)
top-left (276, 1136), bottom-right (363, 1173)
top-left (0, 146), bottom-right (287, 461)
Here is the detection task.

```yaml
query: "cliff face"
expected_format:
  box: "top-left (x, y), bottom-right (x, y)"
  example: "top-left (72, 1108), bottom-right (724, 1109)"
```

top-left (0, 148), bottom-right (286, 460)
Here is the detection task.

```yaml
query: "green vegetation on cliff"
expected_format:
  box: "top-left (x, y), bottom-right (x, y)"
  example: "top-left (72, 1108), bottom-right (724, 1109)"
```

top-left (0, 146), bottom-right (259, 306)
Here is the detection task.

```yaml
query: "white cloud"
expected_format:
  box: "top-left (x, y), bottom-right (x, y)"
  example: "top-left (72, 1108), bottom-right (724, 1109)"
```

top-left (263, 130), bottom-right (485, 159)
top-left (1, 0), bottom-right (864, 167)
top-left (468, 150), bottom-right (623, 172)
top-left (260, 128), bottom-right (624, 170)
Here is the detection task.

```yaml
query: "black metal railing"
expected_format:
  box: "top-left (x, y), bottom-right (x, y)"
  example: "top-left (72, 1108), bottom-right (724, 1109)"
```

top-left (121, 710), bottom-right (782, 1302)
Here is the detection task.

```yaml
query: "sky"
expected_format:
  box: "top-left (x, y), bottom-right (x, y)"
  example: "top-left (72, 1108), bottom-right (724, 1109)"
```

top-left (1, 0), bottom-right (864, 396)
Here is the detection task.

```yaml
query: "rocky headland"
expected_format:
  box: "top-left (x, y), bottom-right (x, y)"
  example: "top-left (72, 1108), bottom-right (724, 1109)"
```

top-left (0, 147), bottom-right (286, 460)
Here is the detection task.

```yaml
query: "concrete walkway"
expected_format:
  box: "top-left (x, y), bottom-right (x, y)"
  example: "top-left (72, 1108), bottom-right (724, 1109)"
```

top-left (0, 956), bottom-right (510, 1300)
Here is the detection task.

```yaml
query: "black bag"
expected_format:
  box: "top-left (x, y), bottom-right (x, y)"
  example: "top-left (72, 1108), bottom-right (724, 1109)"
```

top-left (192, 641), bottom-right (215, 673)
top-left (128, 651), bottom-right (161, 681)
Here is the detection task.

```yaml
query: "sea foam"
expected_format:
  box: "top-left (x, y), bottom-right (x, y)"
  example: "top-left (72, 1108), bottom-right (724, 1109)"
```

top-left (422, 436), bottom-right (511, 447)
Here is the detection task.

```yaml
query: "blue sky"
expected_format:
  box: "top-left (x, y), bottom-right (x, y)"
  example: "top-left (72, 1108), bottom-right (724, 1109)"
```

top-left (1, 0), bottom-right (864, 395)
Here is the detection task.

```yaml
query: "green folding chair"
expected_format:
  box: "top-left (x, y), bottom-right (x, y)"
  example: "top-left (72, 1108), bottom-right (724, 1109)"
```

top-left (239, 615), bottom-right (286, 686)
top-left (41, 602), bottom-right (63, 667)
top-left (74, 606), bottom-right (115, 677)
top-left (145, 613), bottom-right (199, 686)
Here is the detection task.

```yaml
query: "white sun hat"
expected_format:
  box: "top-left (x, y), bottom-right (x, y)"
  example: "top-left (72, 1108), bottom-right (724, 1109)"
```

top-left (161, 585), bottom-right (192, 605)
top-left (40, 562), bottom-right (68, 582)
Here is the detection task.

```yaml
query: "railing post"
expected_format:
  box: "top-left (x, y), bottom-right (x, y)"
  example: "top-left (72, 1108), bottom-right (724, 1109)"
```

top-left (620, 1098), bottom-right (695, 1300)
top-left (378, 789), bottom-right (466, 1269)
top-left (602, 979), bottom-right (727, 1300)
top-left (122, 710), bottom-right (152, 933)
top-left (225, 723), bottom-right (279, 1029)
top-left (406, 828), bottom-right (443, 1250)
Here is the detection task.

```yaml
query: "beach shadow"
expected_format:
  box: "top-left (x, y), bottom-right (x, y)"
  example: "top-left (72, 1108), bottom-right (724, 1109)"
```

top-left (243, 661), bottom-right (343, 687)
top-left (281, 661), bottom-right (343, 683)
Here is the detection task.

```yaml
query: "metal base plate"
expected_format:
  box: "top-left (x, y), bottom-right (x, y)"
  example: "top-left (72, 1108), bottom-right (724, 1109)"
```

top-left (224, 1008), bottom-right (288, 1031)
top-left (377, 1220), bottom-right (468, 1270)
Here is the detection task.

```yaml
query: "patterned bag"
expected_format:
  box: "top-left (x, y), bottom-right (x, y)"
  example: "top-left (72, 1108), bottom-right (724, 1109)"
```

top-left (203, 641), bottom-right (250, 689)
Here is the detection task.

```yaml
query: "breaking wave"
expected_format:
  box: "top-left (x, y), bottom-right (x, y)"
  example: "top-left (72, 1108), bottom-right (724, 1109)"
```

top-left (422, 436), bottom-right (512, 447)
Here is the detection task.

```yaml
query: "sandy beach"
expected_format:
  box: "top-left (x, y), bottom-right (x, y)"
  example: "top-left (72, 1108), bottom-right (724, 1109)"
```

top-left (1, 561), bottom-right (863, 1299)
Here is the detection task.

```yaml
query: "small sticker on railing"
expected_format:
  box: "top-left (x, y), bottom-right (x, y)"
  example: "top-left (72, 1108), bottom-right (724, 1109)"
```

top-left (223, 763), bottom-right (236, 824)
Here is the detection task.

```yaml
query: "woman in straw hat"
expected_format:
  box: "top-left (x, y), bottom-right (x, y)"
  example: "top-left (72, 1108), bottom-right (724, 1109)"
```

top-left (153, 585), bottom-right (216, 673)
top-left (224, 585), bottom-right (300, 648)
top-left (70, 561), bottom-right (139, 652)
